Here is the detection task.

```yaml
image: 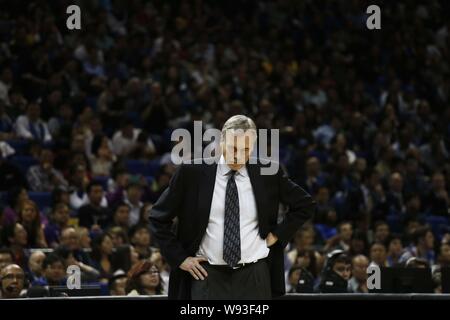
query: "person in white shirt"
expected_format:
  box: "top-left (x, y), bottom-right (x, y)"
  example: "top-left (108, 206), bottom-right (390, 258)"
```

top-left (14, 102), bottom-right (52, 143)
top-left (111, 119), bottom-right (155, 157)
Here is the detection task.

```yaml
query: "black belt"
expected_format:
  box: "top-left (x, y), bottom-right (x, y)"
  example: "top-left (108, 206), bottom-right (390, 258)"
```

top-left (204, 258), bottom-right (267, 272)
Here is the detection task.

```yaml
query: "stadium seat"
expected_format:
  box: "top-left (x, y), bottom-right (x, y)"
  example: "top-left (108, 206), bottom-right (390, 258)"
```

top-left (28, 192), bottom-right (52, 211)
top-left (10, 155), bottom-right (38, 174)
top-left (387, 215), bottom-right (403, 234)
top-left (125, 159), bottom-right (161, 177)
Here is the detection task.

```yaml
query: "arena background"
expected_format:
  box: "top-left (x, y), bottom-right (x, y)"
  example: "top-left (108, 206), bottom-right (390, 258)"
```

top-left (0, 0), bottom-right (450, 299)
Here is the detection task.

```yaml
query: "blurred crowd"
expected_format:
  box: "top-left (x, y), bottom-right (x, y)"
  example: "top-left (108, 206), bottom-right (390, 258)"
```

top-left (0, 0), bottom-right (450, 298)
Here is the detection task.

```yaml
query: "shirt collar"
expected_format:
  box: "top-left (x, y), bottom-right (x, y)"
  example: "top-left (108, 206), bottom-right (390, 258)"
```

top-left (218, 154), bottom-right (248, 178)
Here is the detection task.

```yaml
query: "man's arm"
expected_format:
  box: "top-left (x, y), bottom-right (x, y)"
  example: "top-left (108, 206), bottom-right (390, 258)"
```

top-left (271, 167), bottom-right (316, 248)
top-left (148, 164), bottom-right (190, 269)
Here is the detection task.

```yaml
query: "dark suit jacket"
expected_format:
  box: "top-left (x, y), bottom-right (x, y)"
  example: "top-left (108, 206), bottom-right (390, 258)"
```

top-left (149, 158), bottom-right (316, 299)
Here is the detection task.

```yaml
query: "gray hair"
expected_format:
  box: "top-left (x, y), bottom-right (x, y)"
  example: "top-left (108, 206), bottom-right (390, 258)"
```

top-left (221, 115), bottom-right (257, 141)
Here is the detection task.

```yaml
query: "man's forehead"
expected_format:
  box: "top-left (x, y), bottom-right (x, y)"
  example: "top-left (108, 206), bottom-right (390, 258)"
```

top-left (224, 131), bottom-right (256, 146)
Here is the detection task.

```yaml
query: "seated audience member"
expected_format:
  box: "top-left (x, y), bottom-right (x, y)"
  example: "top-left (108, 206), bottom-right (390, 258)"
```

top-left (400, 226), bottom-right (436, 265)
top-left (349, 229), bottom-right (369, 257)
top-left (90, 232), bottom-right (115, 282)
top-left (109, 202), bottom-right (131, 231)
top-left (14, 102), bottom-right (52, 143)
top-left (45, 203), bottom-right (71, 248)
top-left (386, 234), bottom-right (404, 267)
top-left (59, 227), bottom-right (92, 266)
top-left (373, 221), bottom-right (390, 244)
top-left (123, 181), bottom-right (144, 227)
top-left (109, 226), bottom-right (130, 248)
top-left (54, 246), bottom-right (99, 283)
top-left (0, 248), bottom-right (14, 270)
top-left (0, 153), bottom-right (27, 192)
top-left (27, 250), bottom-right (46, 284)
top-left (125, 260), bottom-right (162, 296)
top-left (2, 187), bottom-right (29, 226)
top-left (348, 255), bottom-right (369, 293)
top-left (369, 241), bottom-right (388, 267)
top-left (27, 148), bottom-right (68, 192)
top-left (0, 264), bottom-right (26, 298)
top-left (17, 200), bottom-right (47, 248)
top-left (112, 244), bottom-right (139, 273)
top-left (319, 250), bottom-right (352, 293)
top-left (437, 241), bottom-right (450, 268)
top-left (129, 224), bottom-right (153, 260)
top-left (76, 227), bottom-right (92, 250)
top-left (90, 134), bottom-right (116, 177)
top-left (2, 223), bottom-right (29, 269)
top-left (78, 181), bottom-right (111, 231)
top-left (149, 250), bottom-right (170, 294)
top-left (32, 253), bottom-right (66, 287)
top-left (109, 270), bottom-right (128, 296)
top-left (325, 221), bottom-right (353, 253)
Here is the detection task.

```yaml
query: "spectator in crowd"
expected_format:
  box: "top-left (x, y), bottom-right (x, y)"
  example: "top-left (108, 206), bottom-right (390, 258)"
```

top-left (112, 119), bottom-right (155, 158)
top-left (90, 134), bottom-right (116, 177)
top-left (32, 253), bottom-right (66, 287)
top-left (27, 250), bottom-right (46, 284)
top-left (326, 222), bottom-right (353, 252)
top-left (90, 232), bottom-right (115, 282)
top-left (386, 235), bottom-right (404, 267)
top-left (17, 200), bottom-right (47, 248)
top-left (424, 172), bottom-right (449, 216)
top-left (0, 153), bottom-right (27, 192)
top-left (2, 223), bottom-right (29, 269)
top-left (125, 260), bottom-right (162, 296)
top-left (400, 227), bottom-right (436, 265)
top-left (348, 255), bottom-right (369, 293)
top-left (385, 172), bottom-right (405, 216)
top-left (138, 202), bottom-right (153, 225)
top-left (108, 226), bottom-right (129, 248)
top-left (129, 224), bottom-right (153, 260)
top-left (0, 248), bottom-right (14, 270)
top-left (123, 182), bottom-right (143, 227)
top-left (76, 227), bottom-right (92, 250)
top-left (44, 203), bottom-right (71, 248)
top-left (14, 102), bottom-right (52, 144)
top-left (0, 264), bottom-right (26, 298)
top-left (109, 270), bottom-right (128, 296)
top-left (54, 245), bottom-right (99, 283)
top-left (149, 250), bottom-right (169, 295)
top-left (369, 242), bottom-right (388, 267)
top-left (59, 227), bottom-right (92, 267)
top-left (27, 148), bottom-right (68, 192)
top-left (349, 230), bottom-right (369, 257)
top-left (319, 251), bottom-right (352, 293)
top-left (1, 187), bottom-right (29, 226)
top-left (373, 221), bottom-right (391, 245)
top-left (78, 181), bottom-right (110, 231)
top-left (437, 241), bottom-right (450, 268)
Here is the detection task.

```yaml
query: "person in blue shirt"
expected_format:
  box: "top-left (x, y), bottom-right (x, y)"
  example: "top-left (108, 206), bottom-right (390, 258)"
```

top-left (31, 253), bottom-right (66, 287)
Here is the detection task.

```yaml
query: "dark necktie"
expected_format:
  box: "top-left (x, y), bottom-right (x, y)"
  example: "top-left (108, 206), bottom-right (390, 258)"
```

top-left (223, 170), bottom-right (241, 267)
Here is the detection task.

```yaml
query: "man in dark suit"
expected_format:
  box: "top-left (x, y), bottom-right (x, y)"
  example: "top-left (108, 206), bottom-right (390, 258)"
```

top-left (149, 115), bottom-right (316, 299)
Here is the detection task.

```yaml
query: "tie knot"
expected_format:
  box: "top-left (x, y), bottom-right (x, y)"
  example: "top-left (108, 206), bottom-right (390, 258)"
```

top-left (227, 170), bottom-right (237, 177)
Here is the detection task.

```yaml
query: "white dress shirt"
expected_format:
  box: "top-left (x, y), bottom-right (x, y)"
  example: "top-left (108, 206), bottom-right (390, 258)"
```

top-left (197, 155), bottom-right (269, 265)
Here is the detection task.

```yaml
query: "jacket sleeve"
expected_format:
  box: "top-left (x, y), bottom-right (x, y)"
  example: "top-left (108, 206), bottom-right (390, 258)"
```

top-left (272, 167), bottom-right (316, 248)
top-left (148, 164), bottom-right (190, 269)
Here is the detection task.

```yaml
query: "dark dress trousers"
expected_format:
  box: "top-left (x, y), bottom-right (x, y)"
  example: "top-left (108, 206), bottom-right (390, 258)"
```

top-left (149, 158), bottom-right (316, 299)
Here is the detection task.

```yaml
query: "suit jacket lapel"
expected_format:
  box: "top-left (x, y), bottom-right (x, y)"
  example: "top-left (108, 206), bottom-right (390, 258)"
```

top-left (196, 162), bottom-right (218, 244)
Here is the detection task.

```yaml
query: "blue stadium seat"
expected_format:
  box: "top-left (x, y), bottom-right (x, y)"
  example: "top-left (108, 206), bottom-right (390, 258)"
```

top-left (125, 159), bottom-right (161, 177)
top-left (387, 215), bottom-right (403, 234)
top-left (425, 216), bottom-right (449, 240)
top-left (28, 192), bottom-right (52, 211)
top-left (92, 176), bottom-right (110, 190)
top-left (10, 155), bottom-right (38, 174)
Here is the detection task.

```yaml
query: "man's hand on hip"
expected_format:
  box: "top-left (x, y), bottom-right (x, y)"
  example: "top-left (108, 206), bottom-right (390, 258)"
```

top-left (179, 256), bottom-right (208, 280)
top-left (266, 232), bottom-right (278, 247)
